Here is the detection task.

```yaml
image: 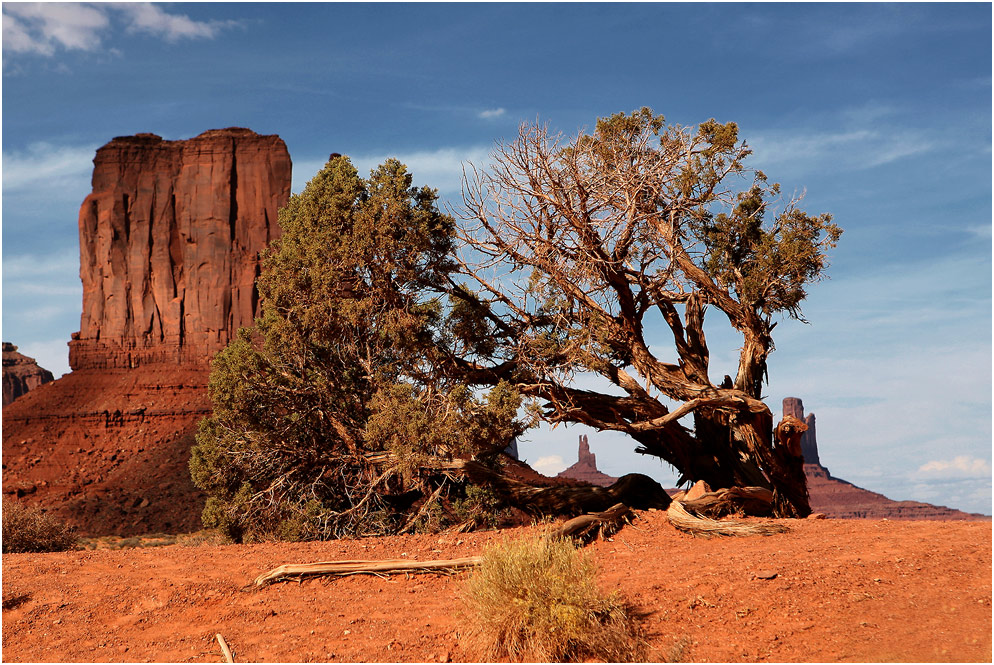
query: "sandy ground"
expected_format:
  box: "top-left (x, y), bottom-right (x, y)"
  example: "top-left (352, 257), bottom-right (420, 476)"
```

top-left (2, 512), bottom-right (990, 663)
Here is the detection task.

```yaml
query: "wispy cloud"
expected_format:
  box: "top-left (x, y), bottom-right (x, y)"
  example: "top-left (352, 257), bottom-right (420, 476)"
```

top-left (2, 3), bottom-right (239, 57)
top-left (3, 142), bottom-right (97, 191)
top-left (914, 456), bottom-right (992, 480)
top-left (112, 4), bottom-right (240, 42)
top-left (478, 108), bottom-right (506, 120)
top-left (531, 455), bottom-right (565, 476)
top-left (2, 3), bottom-right (108, 55)
top-left (748, 127), bottom-right (933, 173)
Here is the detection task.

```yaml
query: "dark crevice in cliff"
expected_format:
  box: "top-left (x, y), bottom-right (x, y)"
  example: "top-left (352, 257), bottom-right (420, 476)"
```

top-left (168, 194), bottom-right (182, 299)
top-left (229, 139), bottom-right (238, 244)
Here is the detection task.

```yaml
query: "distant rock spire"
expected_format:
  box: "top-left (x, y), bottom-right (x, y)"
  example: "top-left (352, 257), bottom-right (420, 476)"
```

top-left (557, 434), bottom-right (618, 487)
top-left (782, 397), bottom-right (820, 465)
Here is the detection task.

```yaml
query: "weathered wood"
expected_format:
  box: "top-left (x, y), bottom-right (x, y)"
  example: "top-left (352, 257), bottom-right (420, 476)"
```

top-left (254, 556), bottom-right (483, 587)
top-left (543, 503), bottom-right (633, 543)
top-left (666, 501), bottom-right (789, 538)
top-left (680, 486), bottom-right (775, 517)
top-left (216, 633), bottom-right (234, 663)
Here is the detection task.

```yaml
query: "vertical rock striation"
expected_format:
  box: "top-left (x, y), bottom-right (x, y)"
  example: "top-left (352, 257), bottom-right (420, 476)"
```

top-left (2, 343), bottom-right (55, 406)
top-left (69, 128), bottom-right (291, 370)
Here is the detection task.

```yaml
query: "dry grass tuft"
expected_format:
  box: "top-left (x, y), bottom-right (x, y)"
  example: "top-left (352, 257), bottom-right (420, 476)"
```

top-left (2, 499), bottom-right (77, 553)
top-left (462, 535), bottom-right (648, 662)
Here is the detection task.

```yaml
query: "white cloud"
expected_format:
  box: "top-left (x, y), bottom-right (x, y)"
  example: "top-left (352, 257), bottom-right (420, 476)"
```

top-left (111, 3), bottom-right (239, 42)
top-left (478, 108), bottom-right (506, 120)
top-left (915, 456), bottom-right (992, 479)
top-left (2, 142), bottom-right (97, 191)
top-left (3, 3), bottom-right (108, 55)
top-left (530, 455), bottom-right (566, 476)
top-left (2, 3), bottom-right (237, 57)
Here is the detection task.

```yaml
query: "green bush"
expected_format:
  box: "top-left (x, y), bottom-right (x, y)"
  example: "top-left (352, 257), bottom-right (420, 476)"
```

top-left (2, 500), bottom-right (77, 553)
top-left (462, 536), bottom-right (648, 662)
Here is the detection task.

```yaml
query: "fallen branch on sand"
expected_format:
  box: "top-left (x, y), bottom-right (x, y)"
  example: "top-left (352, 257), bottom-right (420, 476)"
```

top-left (254, 556), bottom-right (483, 587)
top-left (254, 499), bottom-right (787, 586)
top-left (666, 501), bottom-right (789, 538)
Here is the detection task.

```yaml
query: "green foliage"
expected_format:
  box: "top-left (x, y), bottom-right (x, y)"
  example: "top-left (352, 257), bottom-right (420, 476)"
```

top-left (463, 536), bottom-right (648, 662)
top-left (2, 499), bottom-right (77, 553)
top-left (191, 155), bottom-right (526, 542)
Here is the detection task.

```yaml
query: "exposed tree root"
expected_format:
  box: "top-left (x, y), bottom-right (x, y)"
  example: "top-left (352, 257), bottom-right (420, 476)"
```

top-left (680, 486), bottom-right (775, 517)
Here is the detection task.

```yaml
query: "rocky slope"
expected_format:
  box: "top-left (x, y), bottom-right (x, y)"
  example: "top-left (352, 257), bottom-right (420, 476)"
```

top-left (2, 128), bottom-right (292, 536)
top-left (2, 343), bottom-right (54, 406)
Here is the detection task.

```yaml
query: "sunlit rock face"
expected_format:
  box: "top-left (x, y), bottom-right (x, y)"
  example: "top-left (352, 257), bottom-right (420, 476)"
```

top-left (69, 128), bottom-right (291, 370)
top-left (783, 397), bottom-right (987, 520)
top-left (2, 129), bottom-right (292, 536)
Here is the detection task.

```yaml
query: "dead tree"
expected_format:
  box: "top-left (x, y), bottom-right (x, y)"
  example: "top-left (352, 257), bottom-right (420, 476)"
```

top-left (453, 108), bottom-right (840, 517)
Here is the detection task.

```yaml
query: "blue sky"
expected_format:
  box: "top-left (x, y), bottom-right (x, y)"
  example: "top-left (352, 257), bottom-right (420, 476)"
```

top-left (2, 2), bottom-right (991, 515)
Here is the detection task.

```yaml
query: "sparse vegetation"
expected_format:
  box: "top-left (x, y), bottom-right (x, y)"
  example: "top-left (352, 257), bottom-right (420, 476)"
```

top-left (462, 536), bottom-right (648, 662)
top-left (2, 499), bottom-right (77, 553)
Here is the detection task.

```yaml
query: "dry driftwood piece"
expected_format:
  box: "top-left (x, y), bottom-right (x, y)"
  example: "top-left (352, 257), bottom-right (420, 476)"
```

top-left (216, 633), bottom-right (234, 663)
top-left (680, 486), bottom-right (775, 517)
top-left (544, 503), bottom-right (633, 544)
top-left (254, 556), bottom-right (483, 587)
top-left (666, 501), bottom-right (789, 538)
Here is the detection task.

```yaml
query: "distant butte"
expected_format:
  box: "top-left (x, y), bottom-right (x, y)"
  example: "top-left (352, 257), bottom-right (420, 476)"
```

top-left (557, 434), bottom-right (618, 487)
top-left (788, 397), bottom-right (988, 520)
top-left (2, 343), bottom-right (54, 406)
top-left (2, 128), bottom-right (292, 536)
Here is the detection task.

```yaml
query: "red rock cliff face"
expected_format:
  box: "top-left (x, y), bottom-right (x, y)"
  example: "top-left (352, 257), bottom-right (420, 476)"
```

top-left (3, 129), bottom-right (292, 536)
top-left (69, 128), bottom-right (291, 370)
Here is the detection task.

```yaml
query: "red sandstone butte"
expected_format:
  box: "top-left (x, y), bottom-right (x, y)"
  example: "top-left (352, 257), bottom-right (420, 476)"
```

top-left (2, 343), bottom-right (55, 406)
top-left (69, 128), bottom-right (291, 370)
top-left (557, 434), bottom-right (619, 487)
top-left (2, 129), bottom-right (292, 536)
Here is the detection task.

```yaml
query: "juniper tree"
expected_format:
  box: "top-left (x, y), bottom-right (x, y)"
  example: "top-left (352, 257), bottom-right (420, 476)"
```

top-left (190, 156), bottom-right (525, 540)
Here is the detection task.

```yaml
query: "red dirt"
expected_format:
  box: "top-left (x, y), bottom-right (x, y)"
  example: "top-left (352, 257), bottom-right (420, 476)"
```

top-left (2, 513), bottom-right (990, 663)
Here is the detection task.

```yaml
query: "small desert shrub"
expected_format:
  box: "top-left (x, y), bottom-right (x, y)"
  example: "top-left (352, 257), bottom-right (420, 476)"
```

top-left (2, 500), bottom-right (77, 553)
top-left (462, 535), bottom-right (648, 662)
